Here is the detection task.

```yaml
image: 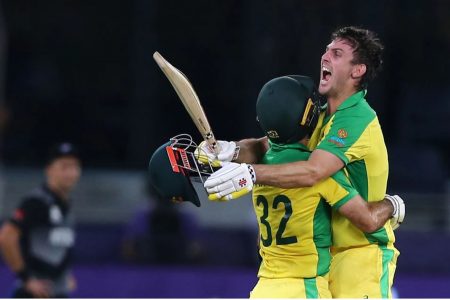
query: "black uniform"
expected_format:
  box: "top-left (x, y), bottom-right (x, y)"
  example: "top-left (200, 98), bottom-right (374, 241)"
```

top-left (10, 184), bottom-right (75, 298)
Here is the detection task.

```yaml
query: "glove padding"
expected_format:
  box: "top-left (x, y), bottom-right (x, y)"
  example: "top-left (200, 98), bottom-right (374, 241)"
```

top-left (204, 162), bottom-right (255, 201)
top-left (195, 140), bottom-right (238, 167)
top-left (385, 194), bottom-right (405, 230)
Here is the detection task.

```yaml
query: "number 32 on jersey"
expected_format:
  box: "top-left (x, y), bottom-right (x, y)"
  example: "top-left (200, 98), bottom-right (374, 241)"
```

top-left (256, 195), bottom-right (298, 247)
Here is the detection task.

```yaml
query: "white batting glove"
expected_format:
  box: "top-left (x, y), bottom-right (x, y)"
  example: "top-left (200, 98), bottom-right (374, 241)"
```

top-left (194, 140), bottom-right (239, 167)
top-left (385, 194), bottom-right (405, 230)
top-left (204, 162), bottom-right (256, 201)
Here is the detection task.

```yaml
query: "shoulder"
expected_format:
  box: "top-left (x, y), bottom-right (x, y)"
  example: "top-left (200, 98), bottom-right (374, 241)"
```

top-left (317, 171), bottom-right (347, 190)
top-left (20, 196), bottom-right (48, 210)
top-left (336, 100), bottom-right (376, 123)
top-left (264, 146), bottom-right (310, 164)
top-left (329, 169), bottom-right (352, 188)
top-left (11, 192), bottom-right (50, 227)
top-left (329, 101), bottom-right (377, 139)
top-left (18, 187), bottom-right (52, 212)
top-left (28, 186), bottom-right (53, 202)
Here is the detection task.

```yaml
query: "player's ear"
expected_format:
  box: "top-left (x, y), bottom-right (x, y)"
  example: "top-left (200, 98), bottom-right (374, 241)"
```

top-left (351, 64), bottom-right (366, 79)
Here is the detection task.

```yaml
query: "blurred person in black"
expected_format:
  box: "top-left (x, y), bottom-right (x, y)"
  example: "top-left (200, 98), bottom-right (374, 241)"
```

top-left (0, 142), bottom-right (81, 298)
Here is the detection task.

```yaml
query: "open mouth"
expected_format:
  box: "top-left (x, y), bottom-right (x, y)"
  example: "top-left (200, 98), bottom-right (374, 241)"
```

top-left (321, 66), bottom-right (332, 84)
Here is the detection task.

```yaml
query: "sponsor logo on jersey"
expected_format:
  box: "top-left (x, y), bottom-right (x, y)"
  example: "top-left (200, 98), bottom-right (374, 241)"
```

top-left (328, 136), bottom-right (346, 147)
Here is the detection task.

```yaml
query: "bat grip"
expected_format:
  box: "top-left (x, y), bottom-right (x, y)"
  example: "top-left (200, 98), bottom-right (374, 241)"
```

top-left (204, 132), bottom-right (221, 155)
top-left (210, 141), bottom-right (221, 156)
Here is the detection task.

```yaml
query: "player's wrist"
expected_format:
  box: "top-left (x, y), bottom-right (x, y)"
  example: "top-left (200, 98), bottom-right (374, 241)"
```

top-left (385, 194), bottom-right (405, 230)
top-left (247, 164), bottom-right (256, 183)
top-left (385, 198), bottom-right (396, 217)
top-left (385, 194), bottom-right (398, 217)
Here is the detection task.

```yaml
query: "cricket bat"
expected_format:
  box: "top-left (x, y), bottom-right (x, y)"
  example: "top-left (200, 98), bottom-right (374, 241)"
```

top-left (153, 51), bottom-right (220, 155)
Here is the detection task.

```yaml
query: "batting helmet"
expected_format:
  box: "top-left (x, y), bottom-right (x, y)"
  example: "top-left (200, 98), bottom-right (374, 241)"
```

top-left (256, 75), bottom-right (320, 144)
top-left (148, 139), bottom-right (201, 207)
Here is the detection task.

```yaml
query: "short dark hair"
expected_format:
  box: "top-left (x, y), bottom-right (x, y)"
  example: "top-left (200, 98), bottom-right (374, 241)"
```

top-left (331, 26), bottom-right (384, 89)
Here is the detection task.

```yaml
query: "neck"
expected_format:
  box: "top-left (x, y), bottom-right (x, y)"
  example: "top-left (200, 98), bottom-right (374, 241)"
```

top-left (326, 87), bottom-right (358, 115)
top-left (47, 181), bottom-right (70, 201)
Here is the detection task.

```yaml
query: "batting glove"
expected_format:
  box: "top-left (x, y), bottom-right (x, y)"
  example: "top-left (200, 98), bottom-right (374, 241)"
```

top-left (385, 194), bottom-right (405, 230)
top-left (204, 162), bottom-right (256, 201)
top-left (195, 140), bottom-right (240, 167)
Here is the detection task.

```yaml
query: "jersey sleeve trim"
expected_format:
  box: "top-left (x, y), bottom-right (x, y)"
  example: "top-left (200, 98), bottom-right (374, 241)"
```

top-left (332, 188), bottom-right (358, 211)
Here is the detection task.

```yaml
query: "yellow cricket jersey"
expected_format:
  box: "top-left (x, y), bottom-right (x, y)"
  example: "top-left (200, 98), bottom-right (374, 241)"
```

top-left (308, 90), bottom-right (394, 249)
top-left (253, 142), bottom-right (358, 279)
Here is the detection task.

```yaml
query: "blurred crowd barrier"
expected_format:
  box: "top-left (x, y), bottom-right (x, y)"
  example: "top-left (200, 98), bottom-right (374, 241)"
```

top-left (0, 167), bottom-right (448, 230)
top-left (0, 168), bottom-right (257, 227)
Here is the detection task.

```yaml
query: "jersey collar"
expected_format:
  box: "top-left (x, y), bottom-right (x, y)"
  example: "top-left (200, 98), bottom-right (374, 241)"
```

top-left (337, 89), bottom-right (367, 111)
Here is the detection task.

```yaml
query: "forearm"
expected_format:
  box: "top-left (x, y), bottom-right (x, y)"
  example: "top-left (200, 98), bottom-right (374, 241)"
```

top-left (253, 160), bottom-right (319, 188)
top-left (339, 198), bottom-right (393, 233)
top-left (2, 245), bottom-right (25, 273)
top-left (235, 137), bottom-right (269, 164)
top-left (253, 148), bottom-right (343, 188)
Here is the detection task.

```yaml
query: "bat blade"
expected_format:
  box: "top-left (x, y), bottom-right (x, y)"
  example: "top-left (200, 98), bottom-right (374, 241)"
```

top-left (153, 51), bottom-right (220, 155)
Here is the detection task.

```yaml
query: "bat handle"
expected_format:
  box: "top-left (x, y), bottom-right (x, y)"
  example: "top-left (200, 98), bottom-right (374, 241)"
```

top-left (210, 142), bottom-right (221, 156)
top-left (204, 132), bottom-right (221, 155)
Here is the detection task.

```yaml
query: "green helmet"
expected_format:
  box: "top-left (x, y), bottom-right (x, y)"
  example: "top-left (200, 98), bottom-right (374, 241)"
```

top-left (256, 75), bottom-right (320, 144)
top-left (148, 137), bottom-right (202, 207)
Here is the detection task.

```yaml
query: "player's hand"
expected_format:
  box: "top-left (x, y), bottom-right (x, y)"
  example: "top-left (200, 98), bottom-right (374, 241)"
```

top-left (385, 194), bottom-right (405, 230)
top-left (204, 162), bottom-right (255, 201)
top-left (24, 278), bottom-right (53, 298)
top-left (195, 140), bottom-right (239, 167)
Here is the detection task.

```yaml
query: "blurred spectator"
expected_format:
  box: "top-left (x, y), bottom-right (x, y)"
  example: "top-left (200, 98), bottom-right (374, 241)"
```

top-left (0, 142), bottom-right (81, 298)
top-left (121, 181), bottom-right (204, 265)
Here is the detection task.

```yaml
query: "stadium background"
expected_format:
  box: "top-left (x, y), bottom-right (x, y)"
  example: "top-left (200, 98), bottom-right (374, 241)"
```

top-left (0, 0), bottom-right (449, 297)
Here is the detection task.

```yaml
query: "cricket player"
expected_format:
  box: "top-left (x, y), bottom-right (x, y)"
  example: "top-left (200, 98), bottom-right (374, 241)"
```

top-left (0, 143), bottom-right (80, 298)
top-left (201, 26), bottom-right (400, 298)
top-left (203, 75), bottom-right (403, 298)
